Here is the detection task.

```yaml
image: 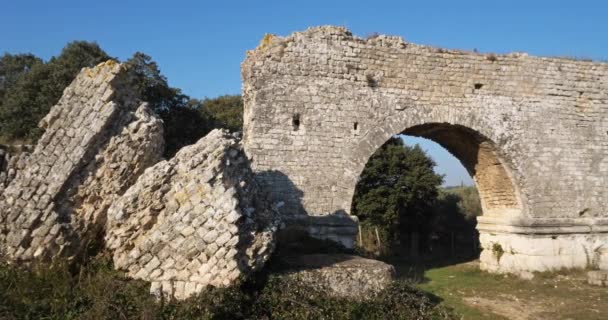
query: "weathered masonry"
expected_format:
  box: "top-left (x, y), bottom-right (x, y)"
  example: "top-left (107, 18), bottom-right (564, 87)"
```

top-left (242, 26), bottom-right (608, 275)
top-left (0, 62), bottom-right (279, 299)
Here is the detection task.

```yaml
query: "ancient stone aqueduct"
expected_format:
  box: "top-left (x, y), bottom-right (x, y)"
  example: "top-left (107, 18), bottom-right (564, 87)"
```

top-left (1, 26), bottom-right (607, 297)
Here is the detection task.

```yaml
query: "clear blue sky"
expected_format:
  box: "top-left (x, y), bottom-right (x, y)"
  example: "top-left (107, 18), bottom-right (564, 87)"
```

top-left (2, 0), bottom-right (606, 186)
top-left (401, 136), bottom-right (473, 187)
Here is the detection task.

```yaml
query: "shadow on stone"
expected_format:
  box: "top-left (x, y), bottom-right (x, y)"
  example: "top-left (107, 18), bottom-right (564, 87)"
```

top-left (254, 170), bottom-right (359, 251)
top-left (252, 170), bottom-right (402, 299)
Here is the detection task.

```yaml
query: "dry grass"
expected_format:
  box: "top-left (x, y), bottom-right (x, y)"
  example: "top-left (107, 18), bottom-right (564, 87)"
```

top-left (416, 261), bottom-right (607, 320)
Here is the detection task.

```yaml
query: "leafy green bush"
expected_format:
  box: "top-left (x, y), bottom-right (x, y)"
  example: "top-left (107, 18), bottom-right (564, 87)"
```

top-left (0, 254), bottom-right (455, 319)
top-left (0, 256), bottom-right (157, 320)
top-left (0, 42), bottom-right (111, 141)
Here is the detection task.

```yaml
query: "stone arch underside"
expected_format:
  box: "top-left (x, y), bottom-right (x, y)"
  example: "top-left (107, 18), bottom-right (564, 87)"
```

top-left (405, 124), bottom-right (520, 216)
top-left (346, 121), bottom-right (524, 221)
top-left (242, 26), bottom-right (608, 275)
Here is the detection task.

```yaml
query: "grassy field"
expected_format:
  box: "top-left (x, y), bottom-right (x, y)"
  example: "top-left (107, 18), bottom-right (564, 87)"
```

top-left (406, 260), bottom-right (607, 320)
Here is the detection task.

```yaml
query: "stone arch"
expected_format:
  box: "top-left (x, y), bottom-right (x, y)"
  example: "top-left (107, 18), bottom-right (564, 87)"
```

top-left (347, 121), bottom-right (526, 220)
top-left (340, 104), bottom-right (528, 220)
top-left (406, 124), bottom-right (522, 216)
top-left (242, 26), bottom-right (608, 274)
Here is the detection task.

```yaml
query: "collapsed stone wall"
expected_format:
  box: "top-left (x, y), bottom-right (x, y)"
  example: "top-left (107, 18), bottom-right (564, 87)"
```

top-left (0, 61), bottom-right (164, 262)
top-left (105, 129), bottom-right (278, 299)
top-left (0, 146), bottom-right (30, 195)
top-left (0, 60), bottom-right (281, 299)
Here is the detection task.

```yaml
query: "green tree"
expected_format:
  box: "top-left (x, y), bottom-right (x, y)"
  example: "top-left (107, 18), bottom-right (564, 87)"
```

top-left (352, 137), bottom-right (444, 242)
top-left (431, 189), bottom-right (472, 234)
top-left (428, 186), bottom-right (481, 257)
top-left (455, 186), bottom-right (482, 219)
top-left (125, 52), bottom-right (222, 157)
top-left (159, 104), bottom-right (217, 157)
top-left (0, 41), bottom-right (111, 141)
top-left (160, 95), bottom-right (244, 157)
top-left (198, 95), bottom-right (243, 132)
top-left (0, 53), bottom-right (43, 103)
top-left (0, 46), bottom-right (245, 157)
top-left (125, 52), bottom-right (186, 113)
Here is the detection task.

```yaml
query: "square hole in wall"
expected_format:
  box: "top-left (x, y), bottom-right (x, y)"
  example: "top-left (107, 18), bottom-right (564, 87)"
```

top-left (292, 113), bottom-right (300, 131)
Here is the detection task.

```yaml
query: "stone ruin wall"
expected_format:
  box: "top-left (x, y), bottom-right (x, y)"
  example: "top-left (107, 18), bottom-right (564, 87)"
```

top-left (0, 61), bottom-right (279, 299)
top-left (0, 61), bottom-right (165, 262)
top-left (242, 26), bottom-right (608, 274)
top-left (1, 25), bottom-right (607, 292)
top-left (0, 146), bottom-right (30, 195)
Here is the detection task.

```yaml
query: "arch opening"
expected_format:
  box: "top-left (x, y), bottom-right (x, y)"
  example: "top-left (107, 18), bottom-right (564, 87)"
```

top-left (350, 122), bottom-right (524, 263)
top-left (403, 123), bottom-right (522, 218)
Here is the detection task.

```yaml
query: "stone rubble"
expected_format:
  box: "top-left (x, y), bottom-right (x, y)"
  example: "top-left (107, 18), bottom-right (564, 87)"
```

top-left (0, 60), bottom-right (282, 301)
top-left (105, 129), bottom-right (278, 299)
top-left (280, 254), bottom-right (395, 300)
top-left (0, 60), bottom-right (164, 262)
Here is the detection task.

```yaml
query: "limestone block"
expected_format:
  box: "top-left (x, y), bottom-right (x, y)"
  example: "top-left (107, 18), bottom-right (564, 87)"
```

top-left (587, 270), bottom-right (608, 286)
top-left (0, 146), bottom-right (30, 196)
top-left (0, 60), bottom-right (164, 262)
top-left (280, 254), bottom-right (395, 300)
top-left (597, 246), bottom-right (608, 270)
top-left (105, 129), bottom-right (279, 300)
top-left (281, 213), bottom-right (359, 249)
top-left (479, 231), bottom-right (608, 275)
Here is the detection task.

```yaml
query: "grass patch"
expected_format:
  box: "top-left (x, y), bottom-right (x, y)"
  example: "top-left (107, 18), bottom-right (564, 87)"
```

top-left (0, 256), bottom-right (157, 320)
top-left (418, 263), bottom-right (508, 319)
top-left (416, 261), bottom-right (608, 320)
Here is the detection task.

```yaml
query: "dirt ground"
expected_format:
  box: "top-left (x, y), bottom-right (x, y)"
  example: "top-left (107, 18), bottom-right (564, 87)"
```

top-left (393, 259), bottom-right (607, 320)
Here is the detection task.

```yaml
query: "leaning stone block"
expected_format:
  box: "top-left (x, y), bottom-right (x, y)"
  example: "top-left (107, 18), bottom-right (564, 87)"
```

top-left (0, 60), bottom-right (164, 262)
top-left (105, 129), bottom-right (278, 300)
top-left (0, 146), bottom-right (30, 196)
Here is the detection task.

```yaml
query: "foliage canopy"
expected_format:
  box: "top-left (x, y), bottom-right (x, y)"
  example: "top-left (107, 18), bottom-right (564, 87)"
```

top-left (0, 42), bottom-right (111, 141)
top-left (352, 137), bottom-right (444, 240)
top-left (0, 46), bottom-right (243, 158)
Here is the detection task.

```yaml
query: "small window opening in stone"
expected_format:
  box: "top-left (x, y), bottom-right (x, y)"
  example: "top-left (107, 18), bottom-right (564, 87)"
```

top-left (292, 113), bottom-right (300, 131)
top-left (366, 74), bottom-right (378, 88)
top-left (474, 83), bottom-right (483, 90)
top-left (354, 122), bottom-right (359, 131)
